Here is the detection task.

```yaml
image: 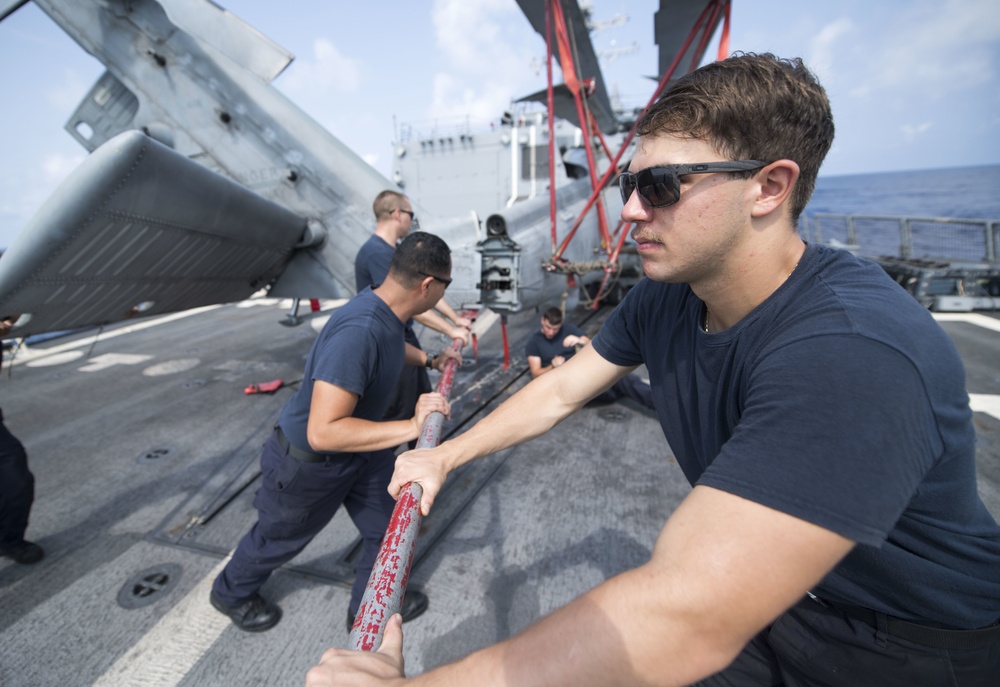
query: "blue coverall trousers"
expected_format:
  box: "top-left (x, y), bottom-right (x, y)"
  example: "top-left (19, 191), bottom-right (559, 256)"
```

top-left (212, 428), bottom-right (397, 615)
top-left (0, 410), bottom-right (34, 547)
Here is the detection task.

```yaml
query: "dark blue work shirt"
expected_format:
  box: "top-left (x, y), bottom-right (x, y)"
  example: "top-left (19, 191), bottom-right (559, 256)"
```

top-left (277, 288), bottom-right (405, 454)
top-left (524, 323), bottom-right (584, 367)
top-left (355, 234), bottom-right (419, 346)
top-left (592, 242), bottom-right (1000, 630)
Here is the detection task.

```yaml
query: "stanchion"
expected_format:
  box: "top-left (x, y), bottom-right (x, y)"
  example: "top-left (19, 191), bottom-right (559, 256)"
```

top-left (348, 323), bottom-right (471, 651)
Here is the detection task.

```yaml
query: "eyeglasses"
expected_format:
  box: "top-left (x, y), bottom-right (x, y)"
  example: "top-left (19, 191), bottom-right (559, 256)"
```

top-left (419, 271), bottom-right (452, 288)
top-left (619, 160), bottom-right (767, 208)
top-left (397, 208), bottom-right (416, 220)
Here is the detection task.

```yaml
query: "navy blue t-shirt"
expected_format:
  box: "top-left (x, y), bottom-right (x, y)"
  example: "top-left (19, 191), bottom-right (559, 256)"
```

top-left (525, 323), bottom-right (584, 367)
top-left (277, 288), bottom-right (405, 453)
top-left (355, 234), bottom-right (419, 347)
top-left (592, 242), bottom-right (1000, 629)
top-left (354, 235), bottom-right (394, 293)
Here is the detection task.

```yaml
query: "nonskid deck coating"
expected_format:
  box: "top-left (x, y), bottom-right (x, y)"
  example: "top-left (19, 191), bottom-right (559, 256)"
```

top-left (0, 299), bottom-right (997, 685)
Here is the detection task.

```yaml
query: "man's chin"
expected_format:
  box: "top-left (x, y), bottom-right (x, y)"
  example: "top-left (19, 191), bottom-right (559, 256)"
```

top-left (639, 262), bottom-right (682, 284)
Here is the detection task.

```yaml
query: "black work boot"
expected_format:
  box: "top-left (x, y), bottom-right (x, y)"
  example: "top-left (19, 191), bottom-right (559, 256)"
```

top-left (210, 591), bottom-right (282, 632)
top-left (0, 540), bottom-right (44, 564)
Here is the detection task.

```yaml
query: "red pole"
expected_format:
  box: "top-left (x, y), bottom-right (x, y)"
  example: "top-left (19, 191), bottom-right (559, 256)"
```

top-left (550, 0), bottom-right (720, 263)
top-left (500, 314), bottom-right (510, 370)
top-left (545, 0), bottom-right (558, 252)
top-left (349, 318), bottom-right (473, 651)
top-left (550, 0), bottom-right (611, 249)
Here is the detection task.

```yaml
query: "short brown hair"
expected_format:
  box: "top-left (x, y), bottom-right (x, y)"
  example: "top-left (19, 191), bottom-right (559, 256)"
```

top-left (542, 307), bottom-right (563, 325)
top-left (373, 190), bottom-right (408, 221)
top-left (636, 53), bottom-right (834, 223)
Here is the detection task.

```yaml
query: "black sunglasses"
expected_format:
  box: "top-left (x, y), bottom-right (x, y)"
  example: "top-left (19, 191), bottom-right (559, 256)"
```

top-left (619, 160), bottom-right (767, 208)
top-left (398, 208), bottom-right (416, 220)
top-left (419, 271), bottom-right (452, 288)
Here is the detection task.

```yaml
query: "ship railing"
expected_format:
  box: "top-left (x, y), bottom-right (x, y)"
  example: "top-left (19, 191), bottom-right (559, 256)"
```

top-left (396, 104), bottom-right (549, 145)
top-left (799, 214), bottom-right (1000, 265)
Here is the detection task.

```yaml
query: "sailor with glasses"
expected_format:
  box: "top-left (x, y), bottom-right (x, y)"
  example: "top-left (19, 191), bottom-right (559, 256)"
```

top-left (210, 233), bottom-right (460, 633)
top-left (310, 54), bottom-right (999, 687)
top-left (355, 190), bottom-right (472, 430)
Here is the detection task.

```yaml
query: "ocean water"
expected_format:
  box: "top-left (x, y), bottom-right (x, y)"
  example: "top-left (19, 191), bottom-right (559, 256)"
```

top-left (804, 164), bottom-right (1000, 219)
top-left (799, 164), bottom-right (1000, 261)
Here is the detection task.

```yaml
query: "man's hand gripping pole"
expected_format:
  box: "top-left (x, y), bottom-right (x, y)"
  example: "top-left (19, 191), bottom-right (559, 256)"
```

top-left (348, 322), bottom-right (470, 651)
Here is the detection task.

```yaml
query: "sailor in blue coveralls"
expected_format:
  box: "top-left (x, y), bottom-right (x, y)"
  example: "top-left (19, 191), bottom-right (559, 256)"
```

top-left (210, 232), bottom-right (460, 632)
top-left (0, 315), bottom-right (44, 566)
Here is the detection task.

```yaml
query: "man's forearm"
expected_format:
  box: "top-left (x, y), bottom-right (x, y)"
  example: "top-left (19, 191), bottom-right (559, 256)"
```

top-left (442, 349), bottom-right (621, 468)
top-left (401, 486), bottom-right (853, 687)
top-left (440, 369), bottom-right (577, 470)
top-left (413, 310), bottom-right (457, 337)
top-left (403, 563), bottom-right (739, 687)
top-left (308, 417), bottom-right (417, 454)
top-left (434, 299), bottom-right (462, 325)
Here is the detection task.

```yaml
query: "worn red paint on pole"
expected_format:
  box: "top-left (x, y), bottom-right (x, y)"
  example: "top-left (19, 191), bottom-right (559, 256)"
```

top-left (350, 483), bottom-right (423, 651)
top-left (349, 316), bottom-right (473, 651)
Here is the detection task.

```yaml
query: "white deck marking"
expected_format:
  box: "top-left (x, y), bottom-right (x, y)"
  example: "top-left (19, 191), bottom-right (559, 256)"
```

top-left (7, 305), bottom-right (223, 367)
top-left (76, 352), bottom-right (153, 372)
top-left (931, 314), bottom-right (1000, 419)
top-left (932, 312), bottom-right (1000, 333)
top-left (970, 394), bottom-right (1000, 421)
top-left (92, 555), bottom-right (233, 687)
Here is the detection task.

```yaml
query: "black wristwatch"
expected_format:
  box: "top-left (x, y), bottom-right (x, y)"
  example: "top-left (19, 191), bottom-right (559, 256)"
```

top-left (425, 353), bottom-right (436, 369)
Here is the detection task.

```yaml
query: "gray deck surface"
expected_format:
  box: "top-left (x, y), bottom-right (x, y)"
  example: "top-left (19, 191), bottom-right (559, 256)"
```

top-left (0, 298), bottom-right (997, 686)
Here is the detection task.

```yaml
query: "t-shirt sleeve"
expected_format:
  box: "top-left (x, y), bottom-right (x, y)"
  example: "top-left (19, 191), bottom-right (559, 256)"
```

top-left (310, 322), bottom-right (377, 397)
top-left (525, 334), bottom-right (542, 359)
top-left (591, 287), bottom-right (647, 367)
top-left (355, 241), bottom-right (393, 291)
top-left (699, 334), bottom-right (940, 546)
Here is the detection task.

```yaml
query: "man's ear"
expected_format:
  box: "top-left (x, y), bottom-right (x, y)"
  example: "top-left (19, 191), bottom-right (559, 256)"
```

top-left (751, 160), bottom-right (799, 218)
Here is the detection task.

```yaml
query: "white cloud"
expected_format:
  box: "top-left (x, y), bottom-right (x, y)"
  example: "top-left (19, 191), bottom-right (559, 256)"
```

top-left (808, 17), bottom-right (854, 86)
top-left (281, 37), bottom-right (361, 93)
top-left (45, 68), bottom-right (94, 112)
top-left (41, 152), bottom-right (84, 183)
top-left (901, 121), bottom-right (933, 141)
top-left (862, 0), bottom-right (999, 96)
top-left (427, 0), bottom-right (545, 124)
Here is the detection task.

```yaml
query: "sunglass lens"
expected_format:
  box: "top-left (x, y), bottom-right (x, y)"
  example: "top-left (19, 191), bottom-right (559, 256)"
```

top-left (619, 174), bottom-right (636, 205)
top-left (638, 168), bottom-right (679, 207)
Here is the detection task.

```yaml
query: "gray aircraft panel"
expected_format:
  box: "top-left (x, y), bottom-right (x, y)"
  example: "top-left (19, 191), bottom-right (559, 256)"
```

top-left (0, 130), bottom-right (315, 337)
top-left (654, 0), bottom-right (728, 83)
top-left (160, 0), bottom-right (294, 84)
top-left (0, 0), bottom-right (27, 22)
top-left (514, 0), bottom-right (618, 134)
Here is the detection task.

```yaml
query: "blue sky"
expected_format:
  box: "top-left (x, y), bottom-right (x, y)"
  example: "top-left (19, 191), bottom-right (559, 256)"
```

top-left (1, 0), bottom-right (998, 248)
